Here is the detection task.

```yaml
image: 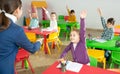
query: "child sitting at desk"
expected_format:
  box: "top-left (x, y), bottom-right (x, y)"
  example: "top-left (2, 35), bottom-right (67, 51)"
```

top-left (59, 10), bottom-right (90, 65)
top-left (42, 7), bottom-right (58, 32)
top-left (66, 5), bottom-right (77, 22)
top-left (97, 8), bottom-right (115, 40)
top-left (97, 8), bottom-right (115, 60)
top-left (28, 5), bottom-right (39, 29)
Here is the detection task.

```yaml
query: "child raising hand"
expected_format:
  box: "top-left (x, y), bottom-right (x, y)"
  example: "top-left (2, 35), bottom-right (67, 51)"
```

top-left (42, 7), bottom-right (58, 32)
top-left (59, 10), bottom-right (90, 65)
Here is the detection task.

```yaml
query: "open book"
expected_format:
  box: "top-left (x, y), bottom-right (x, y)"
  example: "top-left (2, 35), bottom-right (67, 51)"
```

top-left (57, 61), bottom-right (83, 73)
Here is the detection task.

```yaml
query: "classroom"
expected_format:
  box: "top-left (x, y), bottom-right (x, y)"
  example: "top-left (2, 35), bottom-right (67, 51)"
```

top-left (0, 0), bottom-right (120, 74)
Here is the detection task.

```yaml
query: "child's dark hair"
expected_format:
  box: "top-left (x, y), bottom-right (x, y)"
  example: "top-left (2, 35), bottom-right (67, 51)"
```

top-left (70, 10), bottom-right (75, 14)
top-left (0, 0), bottom-right (22, 31)
top-left (107, 18), bottom-right (115, 25)
top-left (50, 11), bottom-right (57, 19)
top-left (51, 12), bottom-right (56, 15)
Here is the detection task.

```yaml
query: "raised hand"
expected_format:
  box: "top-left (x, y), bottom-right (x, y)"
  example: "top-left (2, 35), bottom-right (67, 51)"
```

top-left (66, 5), bottom-right (68, 9)
top-left (80, 10), bottom-right (87, 19)
top-left (97, 8), bottom-right (102, 16)
top-left (42, 7), bottom-right (47, 12)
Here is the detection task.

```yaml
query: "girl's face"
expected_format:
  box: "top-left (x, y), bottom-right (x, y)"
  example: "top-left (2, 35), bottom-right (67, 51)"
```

top-left (51, 14), bottom-right (56, 20)
top-left (32, 13), bottom-right (38, 18)
top-left (70, 31), bottom-right (80, 43)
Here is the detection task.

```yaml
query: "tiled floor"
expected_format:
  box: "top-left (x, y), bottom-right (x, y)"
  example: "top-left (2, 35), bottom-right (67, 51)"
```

top-left (17, 29), bottom-right (104, 74)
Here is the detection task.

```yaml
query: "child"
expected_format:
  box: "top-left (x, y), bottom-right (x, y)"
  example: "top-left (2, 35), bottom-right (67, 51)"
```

top-left (0, 0), bottom-right (42, 74)
top-left (66, 5), bottom-right (77, 33)
top-left (66, 5), bottom-right (77, 22)
top-left (28, 5), bottom-right (39, 29)
top-left (97, 8), bottom-right (115, 40)
top-left (97, 8), bottom-right (115, 60)
top-left (42, 7), bottom-right (58, 32)
top-left (59, 10), bottom-right (90, 65)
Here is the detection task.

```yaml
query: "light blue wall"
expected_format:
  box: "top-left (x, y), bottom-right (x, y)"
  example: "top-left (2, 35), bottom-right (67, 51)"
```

top-left (19, 0), bottom-right (120, 29)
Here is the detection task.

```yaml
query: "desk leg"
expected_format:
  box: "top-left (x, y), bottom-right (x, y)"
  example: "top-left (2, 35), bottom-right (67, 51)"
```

top-left (44, 36), bottom-right (51, 55)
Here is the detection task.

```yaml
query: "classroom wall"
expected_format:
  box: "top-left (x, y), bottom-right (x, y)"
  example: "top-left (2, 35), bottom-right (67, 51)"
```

top-left (19, 0), bottom-right (120, 29)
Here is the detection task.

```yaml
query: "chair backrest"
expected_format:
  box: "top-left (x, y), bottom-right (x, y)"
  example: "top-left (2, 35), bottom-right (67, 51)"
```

top-left (25, 17), bottom-right (31, 26)
top-left (64, 16), bottom-right (69, 21)
top-left (58, 15), bottom-right (64, 21)
top-left (89, 56), bottom-right (97, 67)
top-left (114, 25), bottom-right (120, 28)
top-left (111, 51), bottom-right (120, 62)
top-left (25, 32), bottom-right (36, 43)
top-left (47, 27), bottom-right (60, 40)
top-left (16, 48), bottom-right (29, 62)
top-left (87, 49), bottom-right (105, 59)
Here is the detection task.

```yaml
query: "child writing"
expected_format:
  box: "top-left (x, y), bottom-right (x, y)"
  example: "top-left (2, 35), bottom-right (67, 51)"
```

top-left (28, 5), bottom-right (39, 29)
top-left (42, 7), bottom-right (58, 32)
top-left (59, 10), bottom-right (90, 65)
top-left (66, 5), bottom-right (77, 22)
top-left (97, 8), bottom-right (115, 60)
top-left (0, 0), bottom-right (42, 74)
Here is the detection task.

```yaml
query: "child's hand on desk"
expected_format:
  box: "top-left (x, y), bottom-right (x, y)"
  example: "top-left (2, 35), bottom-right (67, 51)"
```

top-left (58, 58), bottom-right (65, 62)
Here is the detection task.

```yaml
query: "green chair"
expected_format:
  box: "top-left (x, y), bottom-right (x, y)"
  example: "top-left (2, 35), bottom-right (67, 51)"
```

top-left (110, 51), bottom-right (120, 68)
top-left (58, 22), bottom-right (69, 40)
top-left (58, 15), bottom-right (64, 21)
top-left (67, 22), bottom-right (80, 30)
top-left (89, 56), bottom-right (98, 67)
top-left (41, 20), bottom-right (50, 28)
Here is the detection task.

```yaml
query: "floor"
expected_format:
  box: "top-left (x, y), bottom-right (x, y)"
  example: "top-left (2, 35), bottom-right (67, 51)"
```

top-left (17, 29), bottom-right (106, 74)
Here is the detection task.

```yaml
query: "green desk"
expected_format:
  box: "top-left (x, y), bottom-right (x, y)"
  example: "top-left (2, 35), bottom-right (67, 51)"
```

top-left (86, 36), bottom-right (120, 51)
top-left (40, 20), bottom-right (79, 29)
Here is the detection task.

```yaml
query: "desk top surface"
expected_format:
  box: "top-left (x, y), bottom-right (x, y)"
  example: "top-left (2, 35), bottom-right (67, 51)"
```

top-left (86, 37), bottom-right (120, 51)
top-left (23, 26), bottom-right (53, 35)
top-left (42, 62), bottom-right (120, 74)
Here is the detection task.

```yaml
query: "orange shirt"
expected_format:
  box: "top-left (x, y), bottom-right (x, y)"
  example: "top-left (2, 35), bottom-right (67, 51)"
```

top-left (67, 8), bottom-right (77, 22)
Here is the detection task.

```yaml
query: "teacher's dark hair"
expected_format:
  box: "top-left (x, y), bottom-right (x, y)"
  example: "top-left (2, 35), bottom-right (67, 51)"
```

top-left (0, 0), bottom-right (22, 31)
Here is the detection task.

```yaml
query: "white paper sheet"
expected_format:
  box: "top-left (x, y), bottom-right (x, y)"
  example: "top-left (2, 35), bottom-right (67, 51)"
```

top-left (92, 38), bottom-right (107, 43)
top-left (57, 61), bottom-right (83, 73)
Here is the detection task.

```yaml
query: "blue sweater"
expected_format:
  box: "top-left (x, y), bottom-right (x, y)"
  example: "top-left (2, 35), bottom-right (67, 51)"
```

top-left (0, 20), bottom-right (40, 74)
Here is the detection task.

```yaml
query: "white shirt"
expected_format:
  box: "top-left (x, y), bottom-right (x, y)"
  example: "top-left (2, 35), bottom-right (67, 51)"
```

top-left (45, 10), bottom-right (58, 31)
top-left (5, 13), bottom-right (17, 23)
top-left (73, 43), bottom-right (77, 51)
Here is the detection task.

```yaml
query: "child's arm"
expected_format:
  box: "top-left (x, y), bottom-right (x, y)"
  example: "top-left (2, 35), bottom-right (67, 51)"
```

top-left (60, 43), bottom-right (71, 58)
top-left (42, 7), bottom-right (51, 19)
top-left (79, 10), bottom-right (87, 43)
top-left (66, 5), bottom-right (70, 16)
top-left (97, 8), bottom-right (107, 29)
top-left (28, 9), bottom-right (32, 19)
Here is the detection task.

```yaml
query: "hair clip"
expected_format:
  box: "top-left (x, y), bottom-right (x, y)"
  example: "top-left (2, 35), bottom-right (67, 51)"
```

top-left (0, 9), bottom-right (6, 14)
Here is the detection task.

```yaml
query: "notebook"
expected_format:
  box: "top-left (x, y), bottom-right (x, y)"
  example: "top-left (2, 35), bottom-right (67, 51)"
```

top-left (92, 38), bottom-right (107, 43)
top-left (57, 61), bottom-right (83, 73)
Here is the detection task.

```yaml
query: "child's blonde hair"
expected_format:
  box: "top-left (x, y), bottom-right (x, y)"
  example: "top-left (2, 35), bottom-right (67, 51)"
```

top-left (71, 28), bottom-right (80, 35)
